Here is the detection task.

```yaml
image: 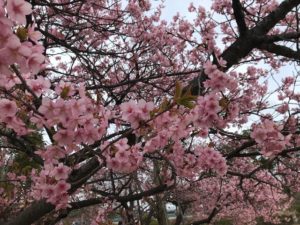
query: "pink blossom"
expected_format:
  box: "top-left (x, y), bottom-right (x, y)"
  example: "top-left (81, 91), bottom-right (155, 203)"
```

top-left (42, 184), bottom-right (55, 199)
top-left (26, 53), bottom-right (45, 74)
top-left (120, 100), bottom-right (137, 121)
top-left (196, 147), bottom-right (228, 176)
top-left (251, 119), bottom-right (291, 157)
top-left (106, 142), bottom-right (143, 173)
top-left (3, 116), bottom-right (27, 135)
top-left (27, 23), bottom-right (42, 43)
top-left (38, 98), bottom-right (57, 118)
top-left (0, 73), bottom-right (21, 89)
top-left (0, 19), bottom-right (13, 49)
top-left (36, 146), bottom-right (66, 164)
top-left (27, 77), bottom-right (50, 96)
top-left (50, 163), bottom-right (71, 180)
top-left (0, 99), bottom-right (17, 117)
top-left (54, 180), bottom-right (71, 194)
top-left (120, 99), bottom-right (154, 129)
top-left (6, 0), bottom-right (32, 24)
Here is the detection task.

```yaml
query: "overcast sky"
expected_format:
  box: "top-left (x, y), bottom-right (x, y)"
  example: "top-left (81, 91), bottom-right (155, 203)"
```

top-left (160, 0), bottom-right (210, 21)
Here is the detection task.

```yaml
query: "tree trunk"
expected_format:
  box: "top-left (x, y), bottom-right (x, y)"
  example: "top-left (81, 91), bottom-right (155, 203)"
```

top-left (155, 196), bottom-right (169, 225)
top-left (154, 161), bottom-right (169, 225)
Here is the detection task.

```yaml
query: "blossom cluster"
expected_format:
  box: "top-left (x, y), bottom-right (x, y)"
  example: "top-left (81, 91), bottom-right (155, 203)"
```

top-left (167, 143), bottom-right (227, 177)
top-left (203, 61), bottom-right (237, 92)
top-left (31, 163), bottom-right (71, 210)
top-left (251, 119), bottom-right (291, 157)
top-left (0, 99), bottom-right (27, 135)
top-left (32, 91), bottom-right (110, 147)
top-left (0, 0), bottom-right (44, 77)
top-left (105, 138), bottom-right (143, 173)
top-left (27, 76), bottom-right (51, 97)
top-left (36, 146), bottom-right (66, 165)
top-left (190, 93), bottom-right (223, 128)
top-left (33, 146), bottom-right (78, 210)
top-left (144, 130), bottom-right (169, 153)
top-left (1, 0), bottom-right (300, 223)
top-left (168, 142), bottom-right (198, 178)
top-left (0, 0), bottom-right (45, 134)
top-left (120, 99), bottom-right (154, 129)
top-left (196, 146), bottom-right (228, 176)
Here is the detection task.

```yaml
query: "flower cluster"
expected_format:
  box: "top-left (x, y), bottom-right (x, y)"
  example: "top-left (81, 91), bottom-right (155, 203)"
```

top-left (36, 146), bottom-right (66, 165)
top-left (120, 99), bottom-right (154, 129)
top-left (33, 92), bottom-right (109, 147)
top-left (0, 99), bottom-right (27, 135)
top-left (166, 143), bottom-right (227, 177)
top-left (0, 0), bottom-right (44, 77)
top-left (31, 163), bottom-right (71, 210)
top-left (55, 80), bottom-right (76, 98)
top-left (27, 76), bottom-right (51, 97)
top-left (169, 142), bottom-right (198, 178)
top-left (190, 93), bottom-right (222, 128)
top-left (6, 0), bottom-right (32, 24)
top-left (0, 0), bottom-right (45, 134)
top-left (105, 138), bottom-right (143, 173)
top-left (251, 119), bottom-right (291, 157)
top-left (196, 147), bottom-right (228, 176)
top-left (144, 131), bottom-right (169, 153)
top-left (203, 61), bottom-right (237, 91)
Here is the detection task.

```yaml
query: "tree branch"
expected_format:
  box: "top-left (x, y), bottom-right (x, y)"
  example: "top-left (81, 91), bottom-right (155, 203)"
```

top-left (93, 183), bottom-right (173, 203)
top-left (232, 0), bottom-right (248, 36)
top-left (260, 32), bottom-right (300, 43)
top-left (258, 43), bottom-right (300, 60)
top-left (3, 200), bottom-right (54, 225)
top-left (188, 0), bottom-right (300, 95)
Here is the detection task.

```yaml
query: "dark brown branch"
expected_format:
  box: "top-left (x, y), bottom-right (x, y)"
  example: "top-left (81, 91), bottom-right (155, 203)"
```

top-left (223, 0), bottom-right (300, 69)
top-left (232, 0), bottom-right (248, 36)
top-left (252, 0), bottom-right (300, 35)
top-left (258, 43), bottom-right (300, 60)
top-left (3, 200), bottom-right (54, 225)
top-left (93, 183), bottom-right (173, 203)
top-left (260, 32), bottom-right (300, 43)
top-left (226, 140), bottom-right (256, 159)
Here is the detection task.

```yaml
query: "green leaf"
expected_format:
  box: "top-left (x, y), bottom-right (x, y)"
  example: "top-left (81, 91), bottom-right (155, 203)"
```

top-left (174, 81), bottom-right (182, 101)
top-left (176, 98), bottom-right (195, 109)
top-left (60, 86), bottom-right (70, 99)
top-left (16, 27), bottom-right (28, 41)
top-left (173, 80), bottom-right (197, 109)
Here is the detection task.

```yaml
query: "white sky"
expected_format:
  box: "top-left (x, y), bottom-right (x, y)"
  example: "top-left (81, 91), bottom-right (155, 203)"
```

top-left (159, 0), bottom-right (210, 21)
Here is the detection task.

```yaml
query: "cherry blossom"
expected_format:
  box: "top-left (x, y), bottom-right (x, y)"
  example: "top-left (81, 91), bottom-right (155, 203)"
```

top-left (6, 0), bottom-right (32, 24)
top-left (0, 99), bottom-right (17, 117)
top-left (251, 119), bottom-right (292, 157)
top-left (1, 1), bottom-right (300, 225)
